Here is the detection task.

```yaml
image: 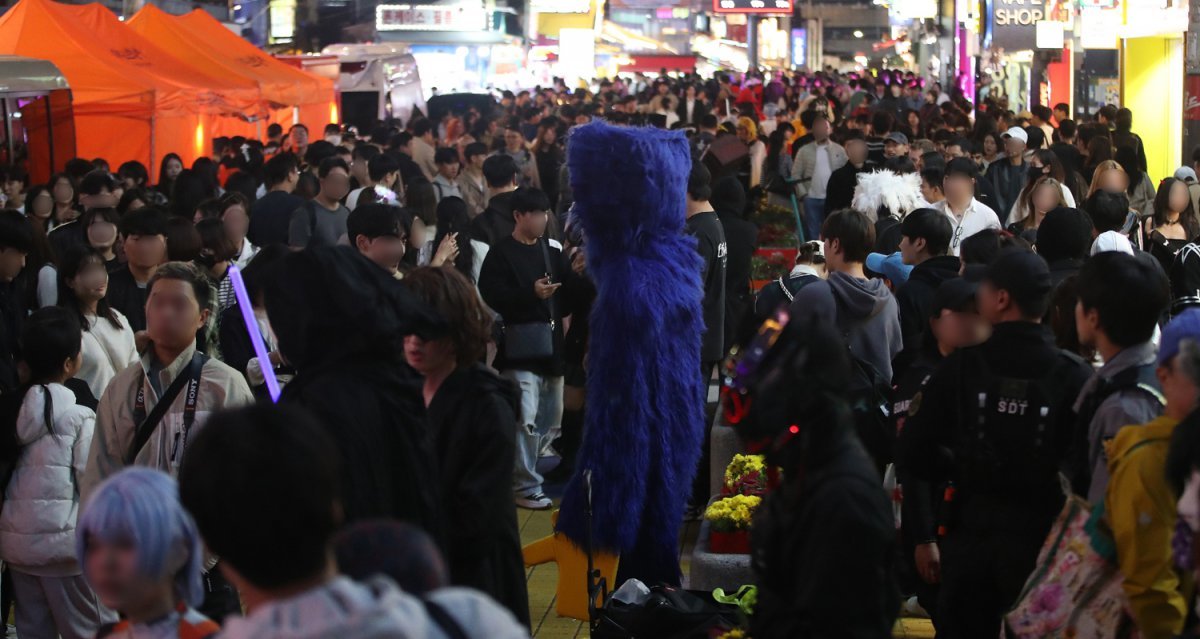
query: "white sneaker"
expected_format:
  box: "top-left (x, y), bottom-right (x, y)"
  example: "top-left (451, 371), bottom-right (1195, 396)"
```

top-left (516, 492), bottom-right (553, 510)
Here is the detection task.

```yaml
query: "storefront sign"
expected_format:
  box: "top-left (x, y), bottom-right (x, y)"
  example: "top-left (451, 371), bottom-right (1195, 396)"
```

top-left (1186, 75), bottom-right (1200, 120)
top-left (376, 4), bottom-right (488, 31)
top-left (891, 0), bottom-right (938, 20)
top-left (1080, 6), bottom-right (1120, 48)
top-left (791, 27), bottom-right (807, 67)
top-left (713, 0), bottom-right (793, 14)
top-left (993, 0), bottom-right (1070, 49)
top-left (1121, 0), bottom-right (1189, 37)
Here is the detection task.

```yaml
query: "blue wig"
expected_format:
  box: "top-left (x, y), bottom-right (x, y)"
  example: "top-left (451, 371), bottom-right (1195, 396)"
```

top-left (77, 468), bottom-right (205, 608)
top-left (555, 121), bottom-right (705, 586)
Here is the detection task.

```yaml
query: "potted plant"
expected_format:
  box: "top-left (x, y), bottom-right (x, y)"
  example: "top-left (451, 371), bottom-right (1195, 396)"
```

top-left (704, 494), bottom-right (761, 554)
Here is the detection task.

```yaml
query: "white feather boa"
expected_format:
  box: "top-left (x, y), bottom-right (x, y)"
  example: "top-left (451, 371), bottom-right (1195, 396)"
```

top-left (850, 170), bottom-right (923, 222)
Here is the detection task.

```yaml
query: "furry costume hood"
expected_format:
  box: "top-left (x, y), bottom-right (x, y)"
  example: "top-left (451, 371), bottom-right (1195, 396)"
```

top-left (851, 170), bottom-right (922, 221)
top-left (557, 121), bottom-right (705, 586)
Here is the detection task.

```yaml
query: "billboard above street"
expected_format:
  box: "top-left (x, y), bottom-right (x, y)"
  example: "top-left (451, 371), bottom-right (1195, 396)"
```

top-left (712, 0), bottom-right (794, 14)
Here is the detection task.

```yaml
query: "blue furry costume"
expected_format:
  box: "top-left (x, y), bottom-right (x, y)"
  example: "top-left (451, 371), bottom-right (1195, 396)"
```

top-left (555, 121), bottom-right (706, 586)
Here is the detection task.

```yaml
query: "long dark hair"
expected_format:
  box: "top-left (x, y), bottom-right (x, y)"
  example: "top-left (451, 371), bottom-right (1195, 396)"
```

top-left (434, 196), bottom-right (475, 281)
top-left (1153, 177), bottom-right (1199, 238)
top-left (158, 153), bottom-right (182, 190)
top-left (1115, 146), bottom-right (1145, 197)
top-left (58, 245), bottom-right (122, 331)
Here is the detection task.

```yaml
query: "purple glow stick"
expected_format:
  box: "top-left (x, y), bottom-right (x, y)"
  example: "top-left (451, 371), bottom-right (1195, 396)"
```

top-left (227, 265), bottom-right (282, 402)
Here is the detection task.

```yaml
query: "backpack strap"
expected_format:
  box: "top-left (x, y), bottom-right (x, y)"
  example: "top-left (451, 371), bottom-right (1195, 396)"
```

top-left (422, 597), bottom-right (469, 639)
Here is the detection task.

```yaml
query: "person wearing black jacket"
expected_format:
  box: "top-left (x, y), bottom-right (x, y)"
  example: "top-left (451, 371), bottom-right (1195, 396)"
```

top-left (263, 245), bottom-right (444, 540)
top-left (402, 266), bottom-right (531, 629)
top-left (217, 245), bottom-right (291, 400)
top-left (891, 278), bottom-right (987, 631)
top-left (897, 250), bottom-right (1092, 638)
top-left (824, 131), bottom-right (874, 217)
top-left (730, 318), bottom-right (898, 638)
top-left (712, 176), bottom-right (757, 351)
top-left (478, 188), bottom-right (582, 512)
top-left (106, 207), bottom-right (168, 333)
top-left (895, 209), bottom-right (960, 354)
top-left (0, 211), bottom-right (31, 396)
top-left (1035, 206), bottom-right (1093, 287)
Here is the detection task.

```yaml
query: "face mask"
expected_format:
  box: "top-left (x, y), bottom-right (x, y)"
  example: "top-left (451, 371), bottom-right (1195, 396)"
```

top-left (1028, 165), bottom-right (1046, 180)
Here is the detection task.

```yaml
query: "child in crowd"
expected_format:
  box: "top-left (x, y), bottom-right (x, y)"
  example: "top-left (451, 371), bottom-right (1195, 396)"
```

top-left (77, 468), bottom-right (218, 639)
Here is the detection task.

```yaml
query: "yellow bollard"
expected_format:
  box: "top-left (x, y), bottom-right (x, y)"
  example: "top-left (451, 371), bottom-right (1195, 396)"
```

top-left (522, 510), bottom-right (620, 621)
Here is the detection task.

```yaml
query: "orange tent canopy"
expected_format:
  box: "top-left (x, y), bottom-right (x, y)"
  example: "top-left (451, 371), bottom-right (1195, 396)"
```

top-left (58, 2), bottom-right (263, 118)
top-left (129, 4), bottom-right (333, 113)
top-left (174, 8), bottom-right (337, 132)
top-left (0, 0), bottom-right (261, 177)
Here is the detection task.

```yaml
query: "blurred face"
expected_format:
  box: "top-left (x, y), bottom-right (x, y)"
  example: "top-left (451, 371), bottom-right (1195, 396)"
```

top-left (29, 191), bottom-right (53, 219)
top-left (409, 218), bottom-right (427, 252)
top-left (930, 308), bottom-right (990, 351)
top-left (222, 204), bottom-right (249, 245)
top-left (52, 178), bottom-right (74, 205)
top-left (1004, 136), bottom-right (1026, 160)
top-left (85, 536), bottom-right (171, 616)
top-left (946, 144), bottom-right (966, 159)
top-left (404, 335), bottom-right (456, 375)
top-left (80, 188), bottom-right (117, 211)
top-left (68, 258), bottom-right (109, 302)
top-left (540, 127), bottom-right (557, 146)
top-left (146, 278), bottom-right (207, 351)
top-left (0, 248), bottom-right (26, 283)
top-left (1170, 181), bottom-right (1191, 213)
top-left (812, 118), bottom-right (831, 142)
top-left (1099, 168), bottom-right (1129, 194)
top-left (123, 234), bottom-right (167, 270)
top-left (88, 216), bottom-right (118, 250)
top-left (164, 159), bottom-right (183, 181)
top-left (944, 174), bottom-right (974, 204)
top-left (319, 168), bottom-right (351, 201)
top-left (907, 112), bottom-right (920, 129)
top-left (846, 139), bottom-right (868, 165)
top-left (514, 209), bottom-right (549, 239)
top-left (1032, 184), bottom-right (1060, 215)
top-left (356, 233), bottom-right (406, 273)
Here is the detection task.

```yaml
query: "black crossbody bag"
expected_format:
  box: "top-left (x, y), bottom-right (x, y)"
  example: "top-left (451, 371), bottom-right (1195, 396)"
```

top-left (503, 239), bottom-right (557, 361)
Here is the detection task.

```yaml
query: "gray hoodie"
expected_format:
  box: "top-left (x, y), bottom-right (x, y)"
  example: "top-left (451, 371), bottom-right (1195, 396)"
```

top-left (788, 271), bottom-right (903, 381)
top-left (217, 576), bottom-right (529, 639)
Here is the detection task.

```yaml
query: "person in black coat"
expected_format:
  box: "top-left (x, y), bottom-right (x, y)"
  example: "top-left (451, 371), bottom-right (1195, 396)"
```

top-left (712, 176), bottom-right (758, 351)
top-left (402, 267), bottom-right (531, 629)
top-left (824, 131), bottom-right (874, 217)
top-left (216, 245), bottom-right (292, 400)
top-left (732, 318), bottom-right (899, 638)
top-left (895, 209), bottom-right (961, 354)
top-left (263, 245), bottom-right (445, 540)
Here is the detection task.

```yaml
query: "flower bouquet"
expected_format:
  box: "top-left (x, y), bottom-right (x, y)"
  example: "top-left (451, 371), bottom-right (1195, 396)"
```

top-left (704, 494), bottom-right (762, 554)
top-left (723, 454), bottom-right (768, 496)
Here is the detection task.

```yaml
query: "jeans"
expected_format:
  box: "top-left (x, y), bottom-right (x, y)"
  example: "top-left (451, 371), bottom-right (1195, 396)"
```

top-left (803, 196), bottom-right (826, 242)
top-left (504, 369), bottom-right (564, 496)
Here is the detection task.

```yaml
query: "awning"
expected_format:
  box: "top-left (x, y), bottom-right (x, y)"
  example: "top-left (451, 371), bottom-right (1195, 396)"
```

top-left (617, 54), bottom-right (697, 73)
top-left (0, 56), bottom-right (68, 96)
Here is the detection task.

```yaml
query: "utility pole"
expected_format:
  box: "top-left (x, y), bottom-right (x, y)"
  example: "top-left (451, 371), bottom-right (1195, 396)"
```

top-left (748, 14), bottom-right (759, 70)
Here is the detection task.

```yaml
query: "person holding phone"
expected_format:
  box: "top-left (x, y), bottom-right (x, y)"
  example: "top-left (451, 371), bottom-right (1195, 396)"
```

top-left (478, 188), bottom-right (580, 511)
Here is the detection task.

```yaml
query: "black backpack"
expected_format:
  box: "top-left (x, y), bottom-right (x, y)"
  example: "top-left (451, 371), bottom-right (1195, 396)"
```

top-left (1067, 362), bottom-right (1164, 493)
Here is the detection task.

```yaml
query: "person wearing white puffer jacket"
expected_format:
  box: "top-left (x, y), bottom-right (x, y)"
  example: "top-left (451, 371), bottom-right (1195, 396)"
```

top-left (0, 308), bottom-right (115, 639)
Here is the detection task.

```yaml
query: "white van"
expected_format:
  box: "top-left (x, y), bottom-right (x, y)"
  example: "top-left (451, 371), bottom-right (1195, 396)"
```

top-left (321, 43), bottom-right (427, 131)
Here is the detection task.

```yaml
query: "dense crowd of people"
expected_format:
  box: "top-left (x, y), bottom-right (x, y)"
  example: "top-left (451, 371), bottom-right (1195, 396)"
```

top-left (0, 64), bottom-right (1193, 638)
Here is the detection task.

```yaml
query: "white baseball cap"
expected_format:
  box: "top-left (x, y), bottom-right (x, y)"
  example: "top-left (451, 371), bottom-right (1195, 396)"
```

top-left (1003, 127), bottom-right (1028, 144)
top-left (1175, 166), bottom-right (1198, 184)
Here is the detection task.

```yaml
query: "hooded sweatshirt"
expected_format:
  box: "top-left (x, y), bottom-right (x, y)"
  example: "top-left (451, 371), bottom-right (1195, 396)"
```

top-left (217, 576), bottom-right (529, 639)
top-left (789, 271), bottom-right (902, 382)
top-left (895, 255), bottom-right (961, 352)
top-left (0, 384), bottom-right (94, 576)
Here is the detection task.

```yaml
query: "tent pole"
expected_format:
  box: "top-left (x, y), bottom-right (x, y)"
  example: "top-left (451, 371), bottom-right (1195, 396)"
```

top-left (149, 115), bottom-right (156, 184)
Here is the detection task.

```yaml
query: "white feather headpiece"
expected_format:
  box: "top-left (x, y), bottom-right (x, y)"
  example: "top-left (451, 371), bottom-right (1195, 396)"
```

top-left (851, 170), bottom-right (923, 222)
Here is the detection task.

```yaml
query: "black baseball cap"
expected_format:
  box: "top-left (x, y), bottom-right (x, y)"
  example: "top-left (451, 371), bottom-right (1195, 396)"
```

top-left (930, 277), bottom-right (978, 318)
top-left (346, 203), bottom-right (403, 241)
top-left (982, 249), bottom-right (1052, 307)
